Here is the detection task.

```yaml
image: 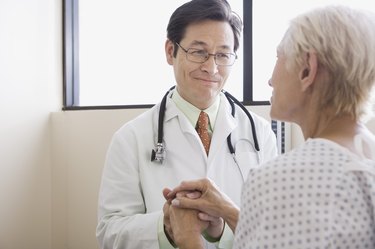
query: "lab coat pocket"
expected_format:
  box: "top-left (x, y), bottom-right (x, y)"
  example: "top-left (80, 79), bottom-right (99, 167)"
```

top-left (233, 138), bottom-right (260, 181)
top-left (235, 151), bottom-right (260, 182)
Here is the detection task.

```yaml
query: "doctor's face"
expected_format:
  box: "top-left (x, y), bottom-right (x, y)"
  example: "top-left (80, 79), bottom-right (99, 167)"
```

top-left (165, 20), bottom-right (235, 110)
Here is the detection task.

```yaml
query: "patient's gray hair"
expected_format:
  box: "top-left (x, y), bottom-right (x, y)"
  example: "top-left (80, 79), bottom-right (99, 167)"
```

top-left (279, 5), bottom-right (375, 121)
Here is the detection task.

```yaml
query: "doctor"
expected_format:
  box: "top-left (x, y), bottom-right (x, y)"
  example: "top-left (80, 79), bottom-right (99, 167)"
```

top-left (96, 0), bottom-right (277, 249)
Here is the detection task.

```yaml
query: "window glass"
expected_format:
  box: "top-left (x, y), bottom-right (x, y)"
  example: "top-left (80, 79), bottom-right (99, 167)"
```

top-left (78, 0), bottom-right (243, 106)
top-left (252, 0), bottom-right (375, 101)
top-left (75, 0), bottom-right (374, 106)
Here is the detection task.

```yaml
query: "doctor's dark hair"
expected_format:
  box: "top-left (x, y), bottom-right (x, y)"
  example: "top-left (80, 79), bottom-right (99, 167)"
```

top-left (167, 0), bottom-right (242, 57)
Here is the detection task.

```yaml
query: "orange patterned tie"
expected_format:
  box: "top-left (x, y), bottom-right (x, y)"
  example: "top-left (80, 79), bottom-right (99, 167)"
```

top-left (196, 111), bottom-right (211, 155)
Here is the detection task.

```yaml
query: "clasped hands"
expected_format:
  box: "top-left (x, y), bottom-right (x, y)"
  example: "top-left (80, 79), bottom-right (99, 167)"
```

top-left (162, 178), bottom-right (239, 248)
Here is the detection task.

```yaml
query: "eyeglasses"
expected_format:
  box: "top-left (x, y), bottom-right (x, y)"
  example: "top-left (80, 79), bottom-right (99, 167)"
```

top-left (176, 43), bottom-right (237, 66)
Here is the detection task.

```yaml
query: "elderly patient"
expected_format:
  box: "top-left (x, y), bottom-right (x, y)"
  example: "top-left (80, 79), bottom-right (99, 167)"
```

top-left (164, 5), bottom-right (375, 249)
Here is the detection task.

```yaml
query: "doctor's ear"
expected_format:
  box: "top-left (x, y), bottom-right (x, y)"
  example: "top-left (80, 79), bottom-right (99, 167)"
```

top-left (165, 40), bottom-right (175, 65)
top-left (299, 51), bottom-right (318, 91)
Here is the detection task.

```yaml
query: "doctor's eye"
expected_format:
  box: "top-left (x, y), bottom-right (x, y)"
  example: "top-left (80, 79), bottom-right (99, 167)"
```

top-left (189, 49), bottom-right (208, 58)
top-left (215, 53), bottom-right (230, 59)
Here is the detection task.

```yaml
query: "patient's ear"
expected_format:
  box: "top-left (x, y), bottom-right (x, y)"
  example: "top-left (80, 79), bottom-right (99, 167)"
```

top-left (165, 40), bottom-right (175, 65)
top-left (299, 51), bottom-right (318, 91)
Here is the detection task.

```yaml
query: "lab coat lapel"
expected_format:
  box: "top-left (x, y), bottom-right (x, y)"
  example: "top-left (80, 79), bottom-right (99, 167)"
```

top-left (163, 95), bottom-right (197, 135)
top-left (208, 94), bottom-right (236, 163)
top-left (163, 96), bottom-right (209, 163)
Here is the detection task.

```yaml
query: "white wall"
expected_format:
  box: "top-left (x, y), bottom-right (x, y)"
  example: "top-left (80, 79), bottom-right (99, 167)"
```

top-left (51, 109), bottom-right (148, 249)
top-left (50, 107), bottom-right (374, 249)
top-left (0, 0), bottom-right (61, 249)
top-left (49, 107), bottom-right (272, 249)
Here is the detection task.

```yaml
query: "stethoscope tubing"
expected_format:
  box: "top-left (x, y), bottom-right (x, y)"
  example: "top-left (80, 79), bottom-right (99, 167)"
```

top-left (151, 86), bottom-right (260, 163)
top-left (222, 90), bottom-right (260, 152)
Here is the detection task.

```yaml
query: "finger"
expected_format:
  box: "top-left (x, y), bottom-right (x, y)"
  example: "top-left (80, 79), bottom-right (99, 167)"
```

top-left (163, 188), bottom-right (176, 203)
top-left (163, 202), bottom-right (170, 216)
top-left (171, 196), bottom-right (201, 210)
top-left (167, 179), bottom-right (208, 198)
top-left (176, 190), bottom-right (190, 198)
top-left (163, 188), bottom-right (172, 199)
top-left (198, 212), bottom-right (221, 224)
top-left (186, 191), bottom-right (201, 199)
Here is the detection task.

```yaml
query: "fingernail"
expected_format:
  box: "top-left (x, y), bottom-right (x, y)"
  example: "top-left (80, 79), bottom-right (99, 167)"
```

top-left (186, 192), bottom-right (197, 198)
top-left (171, 199), bottom-right (179, 206)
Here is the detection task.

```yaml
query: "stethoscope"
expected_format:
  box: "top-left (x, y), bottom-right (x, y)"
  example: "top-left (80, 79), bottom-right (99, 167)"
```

top-left (151, 86), bottom-right (260, 164)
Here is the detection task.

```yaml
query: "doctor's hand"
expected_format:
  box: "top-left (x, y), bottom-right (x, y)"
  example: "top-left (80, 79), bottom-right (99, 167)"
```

top-left (174, 190), bottom-right (224, 240)
top-left (163, 188), bottom-right (199, 245)
top-left (168, 202), bottom-right (207, 249)
top-left (163, 188), bottom-right (224, 241)
top-left (162, 188), bottom-right (177, 246)
top-left (167, 178), bottom-right (240, 232)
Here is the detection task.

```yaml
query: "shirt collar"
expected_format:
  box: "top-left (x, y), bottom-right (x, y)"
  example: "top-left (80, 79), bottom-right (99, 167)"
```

top-left (171, 89), bottom-right (220, 130)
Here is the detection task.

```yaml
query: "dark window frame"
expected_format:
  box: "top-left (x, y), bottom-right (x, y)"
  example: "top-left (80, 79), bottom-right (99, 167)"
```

top-left (62, 0), bottom-right (269, 110)
top-left (63, 0), bottom-right (79, 109)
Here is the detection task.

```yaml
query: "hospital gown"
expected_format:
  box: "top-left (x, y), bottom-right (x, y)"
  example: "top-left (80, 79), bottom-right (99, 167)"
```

top-left (234, 138), bottom-right (375, 249)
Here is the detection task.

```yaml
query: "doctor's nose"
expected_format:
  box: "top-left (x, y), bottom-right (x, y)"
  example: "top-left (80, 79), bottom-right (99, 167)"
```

top-left (200, 56), bottom-right (219, 75)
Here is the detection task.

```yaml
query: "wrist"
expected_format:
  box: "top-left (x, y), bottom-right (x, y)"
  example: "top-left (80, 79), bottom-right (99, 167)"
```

top-left (222, 205), bottom-right (239, 232)
top-left (174, 231), bottom-right (203, 249)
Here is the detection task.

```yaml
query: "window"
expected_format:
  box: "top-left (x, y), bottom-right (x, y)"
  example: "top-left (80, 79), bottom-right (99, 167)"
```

top-left (63, 0), bottom-right (261, 109)
top-left (252, 0), bottom-right (375, 102)
top-left (64, 0), bottom-right (374, 109)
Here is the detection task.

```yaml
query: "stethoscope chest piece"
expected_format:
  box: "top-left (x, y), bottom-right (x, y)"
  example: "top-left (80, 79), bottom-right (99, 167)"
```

top-left (151, 143), bottom-right (166, 164)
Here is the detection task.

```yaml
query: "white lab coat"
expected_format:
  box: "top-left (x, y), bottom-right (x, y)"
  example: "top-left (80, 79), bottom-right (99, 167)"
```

top-left (96, 91), bottom-right (278, 249)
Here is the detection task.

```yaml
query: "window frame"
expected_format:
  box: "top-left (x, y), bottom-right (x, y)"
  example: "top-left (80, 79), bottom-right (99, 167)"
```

top-left (63, 0), bottom-right (79, 109)
top-left (62, 0), bottom-right (269, 110)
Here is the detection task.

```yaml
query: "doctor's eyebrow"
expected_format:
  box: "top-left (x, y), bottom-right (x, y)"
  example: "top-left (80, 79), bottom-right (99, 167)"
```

top-left (189, 40), bottom-right (232, 51)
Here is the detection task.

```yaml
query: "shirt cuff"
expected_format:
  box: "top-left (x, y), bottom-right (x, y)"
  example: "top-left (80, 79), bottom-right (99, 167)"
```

top-left (157, 214), bottom-right (177, 249)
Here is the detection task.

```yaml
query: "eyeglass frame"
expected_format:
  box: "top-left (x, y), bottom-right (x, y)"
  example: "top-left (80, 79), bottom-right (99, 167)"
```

top-left (175, 42), bottom-right (237, 66)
